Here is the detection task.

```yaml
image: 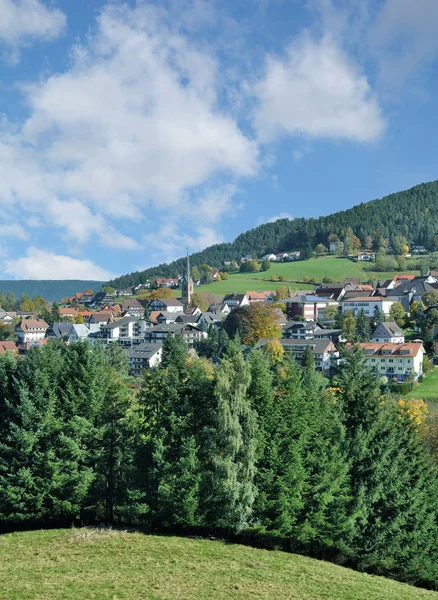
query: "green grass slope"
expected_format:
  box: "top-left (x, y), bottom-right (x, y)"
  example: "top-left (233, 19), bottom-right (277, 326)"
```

top-left (0, 529), bottom-right (436, 600)
top-left (407, 369), bottom-right (438, 402)
top-left (199, 256), bottom-right (419, 295)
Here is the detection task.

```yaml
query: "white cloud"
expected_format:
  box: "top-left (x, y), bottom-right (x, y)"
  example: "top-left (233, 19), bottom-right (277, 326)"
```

top-left (258, 212), bottom-right (294, 225)
top-left (18, 3), bottom-right (257, 215)
top-left (253, 34), bottom-right (385, 143)
top-left (5, 248), bottom-right (114, 280)
top-left (143, 221), bottom-right (223, 265)
top-left (0, 0), bottom-right (65, 47)
top-left (0, 223), bottom-right (29, 240)
top-left (0, 2), bottom-right (257, 258)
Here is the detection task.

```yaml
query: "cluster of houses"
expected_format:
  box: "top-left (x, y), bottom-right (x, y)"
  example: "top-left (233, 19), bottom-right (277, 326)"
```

top-left (1, 261), bottom-right (437, 381)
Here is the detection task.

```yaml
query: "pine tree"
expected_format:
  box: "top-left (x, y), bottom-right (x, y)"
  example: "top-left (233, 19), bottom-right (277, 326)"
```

top-left (373, 305), bottom-right (384, 326)
top-left (0, 346), bottom-right (94, 524)
top-left (356, 309), bottom-right (371, 342)
top-left (161, 334), bottom-right (188, 372)
top-left (301, 345), bottom-right (315, 370)
top-left (336, 345), bottom-right (438, 582)
top-left (208, 349), bottom-right (257, 531)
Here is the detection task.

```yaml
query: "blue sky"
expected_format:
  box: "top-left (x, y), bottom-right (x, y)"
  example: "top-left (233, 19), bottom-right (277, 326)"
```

top-left (1, 0), bottom-right (438, 280)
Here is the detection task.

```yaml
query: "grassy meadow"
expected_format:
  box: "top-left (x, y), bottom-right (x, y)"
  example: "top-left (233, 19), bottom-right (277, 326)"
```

top-left (407, 369), bottom-right (438, 402)
top-left (0, 529), bottom-right (436, 600)
top-left (198, 256), bottom-right (419, 295)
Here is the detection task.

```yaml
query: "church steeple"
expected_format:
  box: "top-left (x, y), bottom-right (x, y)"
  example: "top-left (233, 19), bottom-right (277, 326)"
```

top-left (186, 249), bottom-right (190, 281)
top-left (182, 249), bottom-right (194, 307)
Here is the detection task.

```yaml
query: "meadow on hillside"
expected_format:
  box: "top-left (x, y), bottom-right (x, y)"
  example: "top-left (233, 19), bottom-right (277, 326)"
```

top-left (199, 256), bottom-right (419, 295)
top-left (0, 529), bottom-right (436, 600)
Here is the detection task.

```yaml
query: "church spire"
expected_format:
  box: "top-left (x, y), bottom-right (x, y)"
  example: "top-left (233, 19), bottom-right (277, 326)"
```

top-left (182, 248), bottom-right (194, 307)
top-left (186, 248), bottom-right (190, 281)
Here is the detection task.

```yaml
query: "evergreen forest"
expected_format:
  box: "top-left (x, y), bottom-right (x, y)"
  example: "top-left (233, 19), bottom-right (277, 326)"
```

top-left (1, 338), bottom-right (438, 590)
top-left (108, 180), bottom-right (438, 288)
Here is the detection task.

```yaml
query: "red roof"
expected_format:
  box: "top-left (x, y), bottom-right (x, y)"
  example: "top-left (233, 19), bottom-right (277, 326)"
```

top-left (0, 341), bottom-right (17, 353)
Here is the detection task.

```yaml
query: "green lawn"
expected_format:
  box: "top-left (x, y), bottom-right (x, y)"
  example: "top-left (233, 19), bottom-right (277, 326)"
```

top-left (407, 368), bottom-right (438, 402)
top-left (0, 529), bottom-right (436, 600)
top-left (199, 257), bottom-right (419, 296)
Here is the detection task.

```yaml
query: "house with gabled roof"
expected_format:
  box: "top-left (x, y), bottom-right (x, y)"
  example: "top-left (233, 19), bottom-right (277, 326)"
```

top-left (355, 342), bottom-right (425, 381)
top-left (15, 318), bottom-right (49, 343)
top-left (46, 322), bottom-right (74, 341)
top-left (149, 298), bottom-right (184, 313)
top-left (246, 291), bottom-right (274, 303)
top-left (121, 298), bottom-right (144, 316)
top-left (372, 322), bottom-right (405, 344)
top-left (69, 324), bottom-right (101, 343)
top-left (0, 340), bottom-right (18, 354)
top-left (127, 343), bottom-right (163, 375)
top-left (0, 308), bottom-right (17, 323)
top-left (223, 293), bottom-right (249, 309)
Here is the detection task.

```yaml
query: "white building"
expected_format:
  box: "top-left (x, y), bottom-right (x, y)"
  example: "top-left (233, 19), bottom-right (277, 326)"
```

top-left (357, 342), bottom-right (425, 381)
top-left (149, 298), bottom-right (184, 313)
top-left (340, 296), bottom-right (395, 317)
top-left (128, 343), bottom-right (163, 375)
top-left (371, 322), bottom-right (405, 344)
top-left (69, 324), bottom-right (101, 343)
top-left (100, 317), bottom-right (148, 345)
top-left (223, 293), bottom-right (250, 309)
top-left (15, 318), bottom-right (49, 343)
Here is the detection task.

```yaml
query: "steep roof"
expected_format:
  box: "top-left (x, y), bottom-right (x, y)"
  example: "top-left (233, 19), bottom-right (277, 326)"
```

top-left (47, 322), bottom-right (74, 338)
top-left (149, 298), bottom-right (183, 307)
top-left (16, 318), bottom-right (49, 331)
top-left (0, 341), bottom-right (18, 353)
top-left (372, 322), bottom-right (404, 338)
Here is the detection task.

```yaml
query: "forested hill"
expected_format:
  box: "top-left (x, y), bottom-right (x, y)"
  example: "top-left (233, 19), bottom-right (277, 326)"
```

top-left (0, 280), bottom-right (104, 302)
top-left (108, 180), bottom-right (438, 288)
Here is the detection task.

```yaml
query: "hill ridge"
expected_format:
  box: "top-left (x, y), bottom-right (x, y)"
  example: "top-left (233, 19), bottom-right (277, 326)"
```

top-left (108, 179), bottom-right (438, 288)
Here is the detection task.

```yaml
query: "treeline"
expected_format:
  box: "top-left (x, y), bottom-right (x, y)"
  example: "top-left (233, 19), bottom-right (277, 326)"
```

top-left (0, 339), bottom-right (437, 588)
top-left (108, 180), bottom-right (438, 287)
top-left (0, 281), bottom-right (103, 304)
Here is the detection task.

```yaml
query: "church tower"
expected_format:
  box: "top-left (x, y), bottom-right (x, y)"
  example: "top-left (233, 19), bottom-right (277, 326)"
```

top-left (182, 250), bottom-right (194, 307)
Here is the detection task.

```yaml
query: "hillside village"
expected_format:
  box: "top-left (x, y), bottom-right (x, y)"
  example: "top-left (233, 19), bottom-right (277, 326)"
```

top-left (1, 249), bottom-right (438, 387)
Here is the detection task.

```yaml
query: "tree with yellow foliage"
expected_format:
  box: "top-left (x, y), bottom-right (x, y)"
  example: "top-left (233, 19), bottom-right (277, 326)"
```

top-left (263, 338), bottom-right (285, 363)
top-left (149, 287), bottom-right (174, 300)
top-left (397, 398), bottom-right (428, 435)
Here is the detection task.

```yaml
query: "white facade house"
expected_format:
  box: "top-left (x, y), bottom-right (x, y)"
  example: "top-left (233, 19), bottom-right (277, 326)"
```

top-left (100, 317), bottom-right (148, 344)
top-left (223, 293), bottom-right (250, 309)
top-left (69, 324), bottom-right (101, 343)
top-left (371, 322), bottom-right (405, 344)
top-left (149, 298), bottom-right (184, 313)
top-left (128, 343), bottom-right (163, 375)
top-left (262, 253), bottom-right (276, 261)
top-left (357, 252), bottom-right (376, 261)
top-left (340, 297), bottom-right (395, 317)
top-left (357, 342), bottom-right (425, 381)
top-left (15, 318), bottom-right (49, 343)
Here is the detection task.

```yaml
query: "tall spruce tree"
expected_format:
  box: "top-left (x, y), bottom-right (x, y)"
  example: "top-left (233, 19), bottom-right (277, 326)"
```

top-left (336, 345), bottom-right (438, 583)
top-left (208, 349), bottom-right (257, 531)
top-left (356, 309), bottom-right (371, 342)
